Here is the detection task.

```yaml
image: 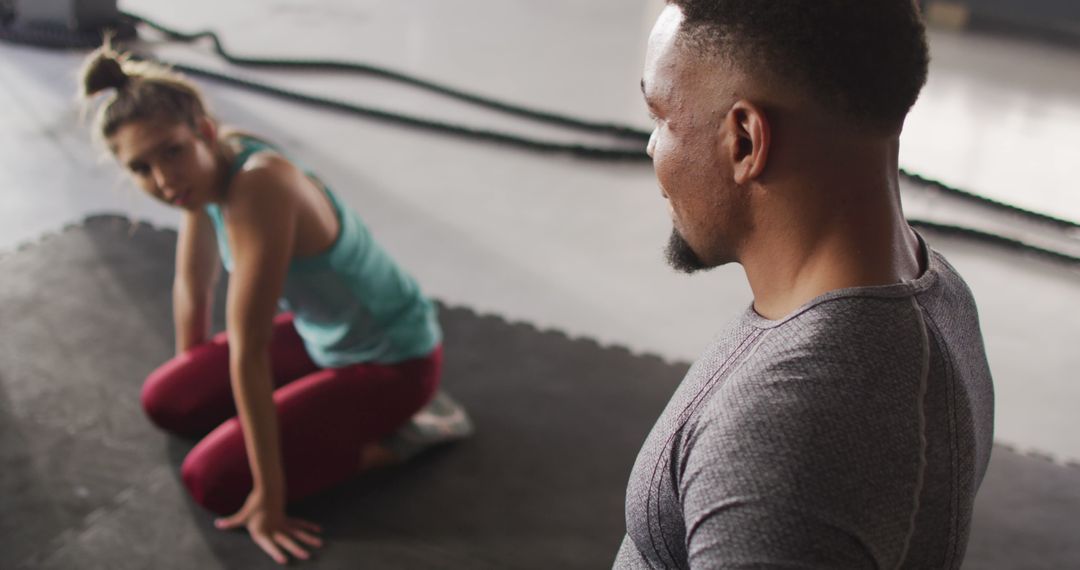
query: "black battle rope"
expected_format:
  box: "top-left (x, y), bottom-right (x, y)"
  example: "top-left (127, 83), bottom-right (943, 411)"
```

top-left (132, 58), bottom-right (1080, 267)
top-left (122, 12), bottom-right (1080, 234)
top-left (907, 220), bottom-right (1080, 266)
top-left (1, 12), bottom-right (1077, 265)
top-left (131, 55), bottom-right (650, 162)
top-left (124, 12), bottom-right (648, 143)
top-left (901, 170), bottom-right (1080, 233)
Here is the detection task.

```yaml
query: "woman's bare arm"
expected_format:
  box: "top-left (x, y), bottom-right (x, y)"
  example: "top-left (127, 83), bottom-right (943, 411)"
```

top-left (216, 159), bottom-right (322, 564)
top-left (174, 210), bottom-right (221, 354)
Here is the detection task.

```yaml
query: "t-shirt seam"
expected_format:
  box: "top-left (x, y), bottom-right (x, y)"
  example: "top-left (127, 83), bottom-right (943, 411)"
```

top-left (644, 328), bottom-right (769, 568)
top-left (895, 296), bottom-right (931, 569)
top-left (747, 242), bottom-right (942, 330)
top-left (916, 301), bottom-right (963, 569)
top-left (753, 294), bottom-right (922, 334)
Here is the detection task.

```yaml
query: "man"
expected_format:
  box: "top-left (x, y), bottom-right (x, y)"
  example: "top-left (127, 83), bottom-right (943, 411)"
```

top-left (619, 1), bottom-right (994, 568)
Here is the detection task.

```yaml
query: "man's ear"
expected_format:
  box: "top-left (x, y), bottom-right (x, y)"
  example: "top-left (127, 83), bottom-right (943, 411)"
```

top-left (722, 100), bottom-right (770, 184)
top-left (195, 115), bottom-right (217, 144)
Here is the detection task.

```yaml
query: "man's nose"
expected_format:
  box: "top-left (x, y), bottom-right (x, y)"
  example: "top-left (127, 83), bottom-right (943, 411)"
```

top-left (646, 130), bottom-right (657, 159)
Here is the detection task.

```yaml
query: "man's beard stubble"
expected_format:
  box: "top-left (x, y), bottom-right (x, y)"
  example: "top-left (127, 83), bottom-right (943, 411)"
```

top-left (665, 227), bottom-right (709, 274)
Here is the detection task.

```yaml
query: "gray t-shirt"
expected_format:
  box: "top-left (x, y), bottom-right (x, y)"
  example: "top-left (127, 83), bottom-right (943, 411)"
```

top-left (616, 240), bottom-right (995, 569)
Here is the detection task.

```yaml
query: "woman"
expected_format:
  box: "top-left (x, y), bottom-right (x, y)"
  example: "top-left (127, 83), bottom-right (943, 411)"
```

top-left (80, 45), bottom-right (471, 564)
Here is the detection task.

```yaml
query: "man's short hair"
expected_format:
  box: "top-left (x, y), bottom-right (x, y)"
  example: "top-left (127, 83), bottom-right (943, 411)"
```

top-left (668, 0), bottom-right (929, 133)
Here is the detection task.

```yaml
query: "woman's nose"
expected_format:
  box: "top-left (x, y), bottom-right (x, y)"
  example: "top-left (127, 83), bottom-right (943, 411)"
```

top-left (152, 167), bottom-right (176, 197)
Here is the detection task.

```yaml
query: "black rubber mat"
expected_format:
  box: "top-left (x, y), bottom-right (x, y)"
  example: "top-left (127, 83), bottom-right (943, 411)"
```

top-left (1, 216), bottom-right (1077, 569)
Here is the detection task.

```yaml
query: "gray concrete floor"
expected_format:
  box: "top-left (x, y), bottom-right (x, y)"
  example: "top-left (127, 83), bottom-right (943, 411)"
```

top-left (2, 0), bottom-right (1079, 466)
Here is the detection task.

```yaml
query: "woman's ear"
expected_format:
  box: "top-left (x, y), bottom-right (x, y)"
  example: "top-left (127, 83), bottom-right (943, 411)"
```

top-left (195, 116), bottom-right (218, 144)
top-left (723, 100), bottom-right (771, 185)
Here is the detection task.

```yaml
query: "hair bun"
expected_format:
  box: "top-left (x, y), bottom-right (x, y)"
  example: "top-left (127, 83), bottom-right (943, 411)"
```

top-left (81, 48), bottom-right (130, 97)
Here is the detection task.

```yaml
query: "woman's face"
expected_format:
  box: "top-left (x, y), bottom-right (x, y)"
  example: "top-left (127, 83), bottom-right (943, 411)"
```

top-left (109, 118), bottom-right (222, 210)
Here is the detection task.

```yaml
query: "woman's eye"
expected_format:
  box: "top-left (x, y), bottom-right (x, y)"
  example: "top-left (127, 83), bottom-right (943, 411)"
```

top-left (131, 164), bottom-right (149, 176)
top-left (165, 145), bottom-right (183, 158)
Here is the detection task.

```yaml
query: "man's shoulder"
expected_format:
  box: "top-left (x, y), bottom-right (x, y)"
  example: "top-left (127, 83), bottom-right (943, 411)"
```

top-left (675, 293), bottom-right (931, 452)
top-left (681, 293), bottom-right (934, 519)
top-left (744, 294), bottom-right (926, 378)
top-left (678, 294), bottom-right (930, 414)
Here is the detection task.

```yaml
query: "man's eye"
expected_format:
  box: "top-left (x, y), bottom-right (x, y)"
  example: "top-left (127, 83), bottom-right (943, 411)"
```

top-left (131, 164), bottom-right (149, 176)
top-left (165, 145), bottom-right (183, 157)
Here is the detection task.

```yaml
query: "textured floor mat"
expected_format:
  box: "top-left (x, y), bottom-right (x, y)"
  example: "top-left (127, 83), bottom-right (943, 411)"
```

top-left (1, 216), bottom-right (1077, 569)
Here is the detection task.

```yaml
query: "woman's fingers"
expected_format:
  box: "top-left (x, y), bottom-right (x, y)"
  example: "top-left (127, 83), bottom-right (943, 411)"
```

top-left (290, 527), bottom-right (323, 548)
top-left (253, 533), bottom-right (288, 565)
top-left (217, 506), bottom-right (321, 564)
top-left (214, 512), bottom-right (245, 530)
top-left (274, 531), bottom-right (310, 560)
top-left (288, 517), bottom-right (322, 533)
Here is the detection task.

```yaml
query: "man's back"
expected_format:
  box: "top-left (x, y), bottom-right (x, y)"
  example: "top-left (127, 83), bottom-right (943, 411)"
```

top-left (616, 238), bottom-right (995, 569)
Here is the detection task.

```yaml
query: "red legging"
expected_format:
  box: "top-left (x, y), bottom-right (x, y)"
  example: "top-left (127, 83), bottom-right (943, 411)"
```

top-left (140, 313), bottom-right (441, 515)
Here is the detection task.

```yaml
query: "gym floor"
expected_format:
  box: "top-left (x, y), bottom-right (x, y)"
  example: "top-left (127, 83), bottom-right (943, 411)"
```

top-left (2, 0), bottom-right (1079, 565)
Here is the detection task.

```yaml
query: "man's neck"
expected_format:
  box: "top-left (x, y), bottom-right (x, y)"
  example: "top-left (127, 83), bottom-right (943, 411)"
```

top-left (740, 149), bottom-right (922, 320)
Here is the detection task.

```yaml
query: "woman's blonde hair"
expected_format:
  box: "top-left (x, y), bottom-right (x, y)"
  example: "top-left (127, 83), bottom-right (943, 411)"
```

top-left (80, 41), bottom-right (213, 140)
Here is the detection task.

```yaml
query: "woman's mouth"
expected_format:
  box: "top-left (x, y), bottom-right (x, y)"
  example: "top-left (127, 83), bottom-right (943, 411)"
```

top-left (171, 190), bottom-right (192, 206)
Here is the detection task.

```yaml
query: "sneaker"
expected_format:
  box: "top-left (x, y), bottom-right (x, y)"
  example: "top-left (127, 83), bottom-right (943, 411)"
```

top-left (381, 390), bottom-right (474, 461)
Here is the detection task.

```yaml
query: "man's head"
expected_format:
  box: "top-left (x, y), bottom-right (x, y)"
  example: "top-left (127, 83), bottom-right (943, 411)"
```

top-left (643, 1), bottom-right (929, 273)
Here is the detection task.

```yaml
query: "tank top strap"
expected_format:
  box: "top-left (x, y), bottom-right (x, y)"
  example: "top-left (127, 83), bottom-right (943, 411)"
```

top-left (227, 136), bottom-right (275, 180)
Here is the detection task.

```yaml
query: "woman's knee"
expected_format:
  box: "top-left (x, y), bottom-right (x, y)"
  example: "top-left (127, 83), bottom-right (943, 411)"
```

top-left (181, 439), bottom-right (248, 516)
top-left (140, 363), bottom-right (191, 433)
top-left (140, 344), bottom-right (231, 436)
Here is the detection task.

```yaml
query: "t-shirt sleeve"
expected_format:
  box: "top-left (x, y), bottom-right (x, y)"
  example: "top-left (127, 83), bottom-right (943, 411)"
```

top-left (614, 534), bottom-right (655, 569)
top-left (685, 498), bottom-right (878, 568)
top-left (678, 333), bottom-right (928, 569)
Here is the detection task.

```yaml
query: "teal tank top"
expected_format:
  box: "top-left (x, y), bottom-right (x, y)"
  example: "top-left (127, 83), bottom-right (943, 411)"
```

top-left (205, 136), bottom-right (441, 367)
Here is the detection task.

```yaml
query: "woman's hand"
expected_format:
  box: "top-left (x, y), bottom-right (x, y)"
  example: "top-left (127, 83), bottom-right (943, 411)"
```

top-left (215, 490), bottom-right (323, 565)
